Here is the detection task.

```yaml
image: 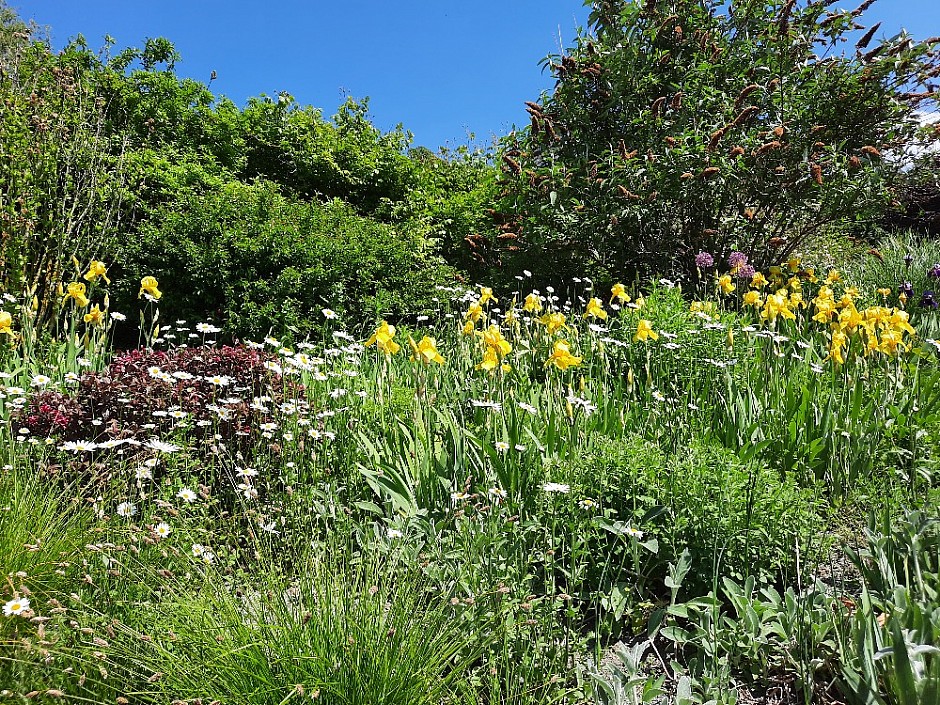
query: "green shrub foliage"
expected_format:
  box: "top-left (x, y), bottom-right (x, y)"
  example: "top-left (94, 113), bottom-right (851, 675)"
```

top-left (118, 180), bottom-right (454, 338)
top-left (492, 0), bottom-right (940, 284)
top-left (0, 5), bottom-right (496, 336)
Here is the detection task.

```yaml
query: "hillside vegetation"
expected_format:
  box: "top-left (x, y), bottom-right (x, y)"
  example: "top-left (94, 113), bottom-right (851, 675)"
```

top-left (2, 1), bottom-right (940, 704)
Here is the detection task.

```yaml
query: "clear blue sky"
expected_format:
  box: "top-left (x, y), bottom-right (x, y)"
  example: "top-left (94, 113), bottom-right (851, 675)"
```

top-left (10, 1), bottom-right (940, 150)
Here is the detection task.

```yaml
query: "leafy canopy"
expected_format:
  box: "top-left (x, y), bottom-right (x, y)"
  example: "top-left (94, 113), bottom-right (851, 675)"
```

top-left (491, 0), bottom-right (940, 283)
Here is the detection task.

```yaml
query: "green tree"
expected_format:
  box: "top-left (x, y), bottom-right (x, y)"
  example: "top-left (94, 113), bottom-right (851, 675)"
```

top-left (493, 0), bottom-right (940, 283)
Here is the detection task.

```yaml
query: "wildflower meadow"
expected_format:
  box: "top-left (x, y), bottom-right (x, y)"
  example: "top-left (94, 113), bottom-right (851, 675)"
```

top-left (1, 245), bottom-right (940, 705)
top-left (3, 0), bottom-right (940, 702)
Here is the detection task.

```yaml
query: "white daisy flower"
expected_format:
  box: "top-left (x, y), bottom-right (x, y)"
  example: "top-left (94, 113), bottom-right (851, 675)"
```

top-left (2, 597), bottom-right (30, 617)
top-left (30, 374), bottom-right (51, 387)
top-left (59, 440), bottom-right (98, 453)
top-left (145, 439), bottom-right (180, 453)
top-left (177, 488), bottom-right (197, 503)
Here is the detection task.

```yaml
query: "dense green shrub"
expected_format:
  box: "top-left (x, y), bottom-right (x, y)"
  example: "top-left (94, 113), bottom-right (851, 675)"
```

top-left (492, 0), bottom-right (940, 285)
top-left (115, 180), bottom-right (456, 338)
top-left (0, 4), bottom-right (497, 337)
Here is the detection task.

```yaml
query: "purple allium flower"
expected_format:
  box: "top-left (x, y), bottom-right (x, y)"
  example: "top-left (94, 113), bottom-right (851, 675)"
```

top-left (904, 253), bottom-right (914, 267)
top-left (735, 264), bottom-right (756, 279)
top-left (901, 282), bottom-right (915, 298)
top-left (920, 291), bottom-right (938, 310)
top-left (695, 251), bottom-right (715, 269)
top-left (929, 263), bottom-right (940, 279)
top-left (727, 251), bottom-right (749, 269)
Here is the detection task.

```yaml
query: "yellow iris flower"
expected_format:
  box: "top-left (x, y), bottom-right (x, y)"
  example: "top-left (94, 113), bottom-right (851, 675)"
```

top-left (538, 312), bottom-right (567, 335)
top-left (583, 297), bottom-right (608, 320)
top-left (63, 282), bottom-right (90, 307)
top-left (476, 347), bottom-right (500, 372)
top-left (0, 311), bottom-right (13, 336)
top-left (889, 309), bottom-right (916, 335)
top-left (83, 304), bottom-right (106, 326)
top-left (408, 335), bottom-right (444, 365)
top-left (479, 324), bottom-right (512, 358)
top-left (717, 275), bottom-right (735, 295)
top-left (610, 282), bottom-right (630, 305)
top-left (879, 329), bottom-right (907, 355)
top-left (827, 329), bottom-right (848, 365)
top-left (83, 260), bottom-right (111, 285)
top-left (634, 319), bottom-right (659, 342)
top-left (479, 287), bottom-right (497, 306)
top-left (138, 276), bottom-right (162, 300)
top-left (760, 293), bottom-right (796, 325)
top-left (545, 339), bottom-right (582, 370)
top-left (690, 301), bottom-right (716, 314)
top-left (523, 292), bottom-right (543, 313)
top-left (838, 304), bottom-right (863, 333)
top-left (365, 321), bottom-right (401, 355)
top-left (465, 301), bottom-right (484, 323)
